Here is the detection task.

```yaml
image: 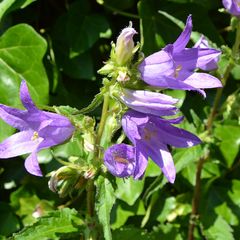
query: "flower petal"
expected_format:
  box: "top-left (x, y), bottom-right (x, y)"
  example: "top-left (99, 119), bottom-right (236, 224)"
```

top-left (134, 140), bottom-right (149, 179)
top-left (150, 116), bottom-right (201, 148)
top-left (173, 15), bottom-right (192, 52)
top-left (24, 150), bottom-right (42, 176)
top-left (20, 80), bottom-right (38, 111)
top-left (141, 140), bottom-right (176, 183)
top-left (104, 143), bottom-right (135, 178)
top-left (139, 45), bottom-right (175, 80)
top-left (0, 130), bottom-right (43, 158)
top-left (120, 89), bottom-right (178, 116)
top-left (183, 72), bottom-right (223, 89)
top-left (122, 110), bottom-right (149, 143)
top-left (0, 104), bottom-right (28, 130)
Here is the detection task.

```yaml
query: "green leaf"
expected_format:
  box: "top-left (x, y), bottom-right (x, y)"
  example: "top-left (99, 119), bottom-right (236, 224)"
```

top-left (111, 200), bottom-right (145, 229)
top-left (0, 0), bottom-right (36, 20)
top-left (0, 119), bottom-right (14, 142)
top-left (0, 202), bottom-right (20, 236)
top-left (95, 176), bottom-right (116, 240)
top-left (12, 208), bottom-right (83, 240)
top-left (0, 24), bottom-right (49, 107)
top-left (215, 125), bottom-right (240, 167)
top-left (205, 216), bottom-right (234, 240)
top-left (115, 177), bottom-right (144, 206)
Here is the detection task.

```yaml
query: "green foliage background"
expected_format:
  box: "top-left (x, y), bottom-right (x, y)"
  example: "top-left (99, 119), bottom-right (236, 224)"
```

top-left (0, 0), bottom-right (239, 239)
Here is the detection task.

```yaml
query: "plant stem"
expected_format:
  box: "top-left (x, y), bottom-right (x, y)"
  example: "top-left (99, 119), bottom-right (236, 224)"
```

top-left (96, 93), bottom-right (110, 146)
top-left (207, 20), bottom-right (240, 131)
top-left (187, 154), bottom-right (208, 240)
top-left (86, 180), bottom-right (95, 217)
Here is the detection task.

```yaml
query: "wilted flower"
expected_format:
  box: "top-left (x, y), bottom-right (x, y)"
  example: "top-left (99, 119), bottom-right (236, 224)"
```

top-left (115, 25), bottom-right (137, 66)
top-left (104, 110), bottom-right (201, 183)
top-left (194, 35), bottom-right (220, 71)
top-left (222, 0), bottom-right (240, 17)
top-left (119, 88), bottom-right (179, 116)
top-left (138, 15), bottom-right (222, 97)
top-left (0, 80), bottom-right (75, 176)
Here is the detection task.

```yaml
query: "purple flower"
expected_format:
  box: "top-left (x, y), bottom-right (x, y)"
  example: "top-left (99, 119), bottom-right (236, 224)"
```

top-left (0, 80), bottom-right (75, 176)
top-left (222, 0), bottom-right (240, 17)
top-left (194, 35), bottom-right (220, 71)
top-left (104, 110), bottom-right (201, 183)
top-left (104, 143), bottom-right (135, 177)
top-left (119, 88), bottom-right (179, 116)
top-left (138, 15), bottom-right (222, 97)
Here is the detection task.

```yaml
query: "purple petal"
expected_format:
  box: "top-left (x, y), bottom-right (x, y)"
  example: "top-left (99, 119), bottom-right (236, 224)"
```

top-left (0, 104), bottom-right (28, 130)
top-left (122, 110), bottom-right (149, 143)
top-left (120, 89), bottom-right (179, 116)
top-left (150, 116), bottom-right (201, 148)
top-left (173, 15), bottom-right (192, 53)
top-left (20, 80), bottom-right (38, 111)
top-left (134, 140), bottom-right (149, 179)
top-left (0, 130), bottom-right (43, 158)
top-left (223, 0), bottom-right (240, 16)
top-left (183, 72), bottom-right (223, 89)
top-left (139, 45), bottom-right (175, 81)
top-left (141, 140), bottom-right (176, 183)
top-left (24, 150), bottom-right (42, 176)
top-left (160, 116), bottom-right (184, 124)
top-left (104, 143), bottom-right (135, 178)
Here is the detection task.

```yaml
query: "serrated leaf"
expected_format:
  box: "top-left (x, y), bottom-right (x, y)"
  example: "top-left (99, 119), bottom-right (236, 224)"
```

top-left (12, 208), bottom-right (83, 240)
top-left (0, 24), bottom-right (49, 107)
top-left (95, 176), bottom-right (116, 240)
top-left (205, 216), bottom-right (234, 240)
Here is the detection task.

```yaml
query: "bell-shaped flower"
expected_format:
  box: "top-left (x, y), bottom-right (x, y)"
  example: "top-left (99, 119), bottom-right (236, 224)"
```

top-left (222, 0), bottom-right (240, 17)
top-left (0, 80), bottom-right (75, 176)
top-left (115, 25), bottom-right (137, 66)
top-left (104, 110), bottom-right (201, 183)
top-left (194, 35), bottom-right (220, 71)
top-left (104, 143), bottom-right (136, 178)
top-left (138, 15), bottom-right (222, 97)
top-left (119, 88), bottom-right (179, 116)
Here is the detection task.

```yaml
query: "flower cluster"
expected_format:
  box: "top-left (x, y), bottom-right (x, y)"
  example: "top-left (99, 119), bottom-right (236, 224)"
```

top-left (103, 15), bottom-right (222, 183)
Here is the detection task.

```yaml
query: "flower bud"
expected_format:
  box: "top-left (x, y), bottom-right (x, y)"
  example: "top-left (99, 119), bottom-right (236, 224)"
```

top-left (115, 25), bottom-right (137, 66)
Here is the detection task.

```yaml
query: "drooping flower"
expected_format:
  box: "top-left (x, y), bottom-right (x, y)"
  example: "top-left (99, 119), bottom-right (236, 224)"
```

top-left (115, 25), bottom-right (137, 66)
top-left (222, 0), bottom-right (240, 17)
top-left (194, 35), bottom-right (220, 71)
top-left (0, 80), bottom-right (75, 176)
top-left (119, 88), bottom-right (179, 116)
top-left (138, 15), bottom-right (222, 97)
top-left (104, 143), bottom-right (136, 177)
top-left (104, 110), bottom-right (201, 183)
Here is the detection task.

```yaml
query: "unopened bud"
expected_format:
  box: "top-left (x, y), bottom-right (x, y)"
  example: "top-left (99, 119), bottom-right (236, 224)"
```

top-left (115, 25), bottom-right (137, 66)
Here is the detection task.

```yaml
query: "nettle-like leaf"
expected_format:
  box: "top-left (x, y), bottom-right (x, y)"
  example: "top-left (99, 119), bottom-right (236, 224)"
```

top-left (0, 23), bottom-right (48, 140)
top-left (95, 175), bottom-right (116, 240)
top-left (11, 208), bottom-right (84, 240)
top-left (215, 124), bottom-right (240, 167)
